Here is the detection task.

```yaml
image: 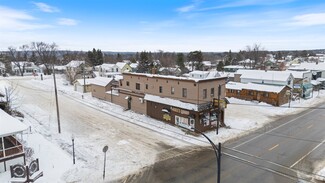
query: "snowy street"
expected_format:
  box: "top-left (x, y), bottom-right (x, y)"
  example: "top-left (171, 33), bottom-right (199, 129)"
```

top-left (1, 75), bottom-right (325, 182)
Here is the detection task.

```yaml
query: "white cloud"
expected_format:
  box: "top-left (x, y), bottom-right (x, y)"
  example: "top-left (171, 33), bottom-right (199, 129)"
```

top-left (0, 6), bottom-right (51, 30)
top-left (176, 5), bottom-right (196, 13)
top-left (33, 2), bottom-right (59, 13)
top-left (198, 0), bottom-right (295, 11)
top-left (292, 13), bottom-right (325, 26)
top-left (57, 18), bottom-right (78, 26)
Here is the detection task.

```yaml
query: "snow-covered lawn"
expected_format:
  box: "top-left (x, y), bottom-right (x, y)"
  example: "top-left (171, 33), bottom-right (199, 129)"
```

top-left (1, 75), bottom-right (325, 182)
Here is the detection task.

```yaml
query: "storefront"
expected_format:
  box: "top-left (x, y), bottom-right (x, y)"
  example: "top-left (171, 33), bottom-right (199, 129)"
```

top-left (302, 83), bottom-right (313, 98)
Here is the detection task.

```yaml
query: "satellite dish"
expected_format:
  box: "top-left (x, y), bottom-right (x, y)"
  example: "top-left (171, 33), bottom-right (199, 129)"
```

top-left (103, 145), bottom-right (108, 153)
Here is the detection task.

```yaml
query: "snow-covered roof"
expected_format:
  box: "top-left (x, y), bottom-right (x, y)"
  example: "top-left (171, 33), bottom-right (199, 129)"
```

top-left (226, 81), bottom-right (287, 93)
top-left (202, 61), bottom-right (211, 66)
top-left (54, 65), bottom-right (66, 70)
top-left (144, 94), bottom-right (198, 111)
top-left (130, 63), bottom-right (138, 68)
top-left (66, 60), bottom-right (85, 68)
top-left (0, 109), bottom-right (28, 137)
top-left (0, 61), bottom-right (5, 68)
top-left (115, 62), bottom-right (127, 69)
top-left (237, 70), bottom-right (292, 82)
top-left (224, 65), bottom-right (245, 69)
top-left (100, 63), bottom-right (118, 69)
top-left (288, 62), bottom-right (325, 71)
top-left (283, 70), bottom-right (311, 79)
top-left (124, 72), bottom-right (226, 82)
top-left (311, 80), bottom-right (321, 85)
top-left (238, 59), bottom-right (255, 64)
top-left (76, 77), bottom-right (113, 86)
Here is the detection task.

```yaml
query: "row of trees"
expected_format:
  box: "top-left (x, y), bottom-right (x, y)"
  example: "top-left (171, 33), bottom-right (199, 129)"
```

top-left (6, 42), bottom-right (58, 75)
top-left (3, 42), bottom-right (318, 76)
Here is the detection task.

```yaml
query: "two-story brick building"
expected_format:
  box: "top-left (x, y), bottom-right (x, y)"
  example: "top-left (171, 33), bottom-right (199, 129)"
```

top-left (105, 71), bottom-right (227, 132)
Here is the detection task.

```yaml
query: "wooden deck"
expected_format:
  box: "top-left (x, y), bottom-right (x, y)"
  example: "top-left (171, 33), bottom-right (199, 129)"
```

top-left (0, 136), bottom-right (24, 162)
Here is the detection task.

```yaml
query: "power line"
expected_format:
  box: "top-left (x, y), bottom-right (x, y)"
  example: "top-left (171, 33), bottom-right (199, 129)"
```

top-left (223, 146), bottom-right (325, 180)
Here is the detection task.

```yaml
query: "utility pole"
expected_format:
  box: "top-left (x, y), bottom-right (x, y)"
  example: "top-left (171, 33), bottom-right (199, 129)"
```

top-left (217, 84), bottom-right (221, 134)
top-left (83, 64), bottom-right (86, 93)
top-left (53, 65), bottom-right (61, 133)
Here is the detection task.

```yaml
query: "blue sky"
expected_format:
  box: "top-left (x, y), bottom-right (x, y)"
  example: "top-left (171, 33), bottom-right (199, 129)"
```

top-left (1, 0), bottom-right (325, 52)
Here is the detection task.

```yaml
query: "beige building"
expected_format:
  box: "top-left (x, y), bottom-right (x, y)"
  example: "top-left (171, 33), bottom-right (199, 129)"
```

top-left (105, 71), bottom-right (227, 132)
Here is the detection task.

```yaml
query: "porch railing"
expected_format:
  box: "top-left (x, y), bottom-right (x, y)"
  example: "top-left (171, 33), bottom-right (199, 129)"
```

top-left (0, 145), bottom-right (24, 159)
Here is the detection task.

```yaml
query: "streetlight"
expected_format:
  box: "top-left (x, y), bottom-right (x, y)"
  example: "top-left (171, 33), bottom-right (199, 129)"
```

top-left (102, 145), bottom-right (108, 180)
top-left (192, 128), bottom-right (221, 183)
top-left (72, 134), bottom-right (75, 165)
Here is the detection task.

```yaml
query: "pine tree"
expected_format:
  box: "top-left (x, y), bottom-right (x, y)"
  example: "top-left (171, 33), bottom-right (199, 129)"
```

top-left (187, 50), bottom-right (203, 71)
top-left (225, 50), bottom-right (232, 66)
top-left (176, 53), bottom-right (185, 70)
top-left (137, 51), bottom-right (152, 73)
top-left (217, 61), bottom-right (224, 71)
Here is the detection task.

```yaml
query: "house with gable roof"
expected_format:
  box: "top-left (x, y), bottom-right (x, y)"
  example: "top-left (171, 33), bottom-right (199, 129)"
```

top-left (98, 63), bottom-right (120, 78)
top-left (226, 81), bottom-right (291, 106)
top-left (234, 69), bottom-right (294, 88)
top-left (115, 62), bottom-right (132, 73)
top-left (11, 62), bottom-right (41, 76)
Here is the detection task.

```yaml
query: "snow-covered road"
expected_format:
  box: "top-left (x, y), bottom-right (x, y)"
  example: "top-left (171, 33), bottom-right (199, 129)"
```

top-left (1, 75), bottom-right (325, 182)
top-left (8, 78), bottom-right (191, 182)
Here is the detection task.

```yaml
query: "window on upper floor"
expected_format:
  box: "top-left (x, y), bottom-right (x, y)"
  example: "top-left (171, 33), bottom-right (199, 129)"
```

top-left (136, 83), bottom-right (140, 90)
top-left (203, 89), bottom-right (207, 99)
top-left (126, 81), bottom-right (129, 86)
top-left (159, 86), bottom-right (163, 93)
top-left (182, 88), bottom-right (187, 98)
top-left (211, 88), bottom-right (214, 97)
top-left (171, 87), bottom-right (175, 95)
top-left (146, 84), bottom-right (148, 89)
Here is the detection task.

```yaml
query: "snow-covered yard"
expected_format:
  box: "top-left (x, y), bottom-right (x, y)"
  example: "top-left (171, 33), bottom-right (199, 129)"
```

top-left (1, 75), bottom-right (325, 182)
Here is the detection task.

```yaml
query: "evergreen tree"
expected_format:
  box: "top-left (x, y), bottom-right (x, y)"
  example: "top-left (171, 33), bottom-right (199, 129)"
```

top-left (87, 48), bottom-right (103, 66)
top-left (96, 49), bottom-right (103, 65)
top-left (176, 53), bottom-right (185, 70)
top-left (116, 53), bottom-right (123, 62)
top-left (187, 50), bottom-right (203, 71)
top-left (137, 51), bottom-right (153, 73)
top-left (217, 61), bottom-right (224, 71)
top-left (224, 50), bottom-right (232, 66)
top-left (87, 49), bottom-right (96, 66)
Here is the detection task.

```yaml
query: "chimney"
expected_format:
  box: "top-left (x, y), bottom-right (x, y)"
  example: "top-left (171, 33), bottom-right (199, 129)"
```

top-left (151, 67), bottom-right (157, 74)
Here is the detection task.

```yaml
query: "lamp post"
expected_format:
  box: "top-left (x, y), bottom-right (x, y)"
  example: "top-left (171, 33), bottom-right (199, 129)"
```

top-left (192, 128), bottom-right (221, 183)
top-left (102, 145), bottom-right (108, 180)
top-left (72, 134), bottom-right (75, 165)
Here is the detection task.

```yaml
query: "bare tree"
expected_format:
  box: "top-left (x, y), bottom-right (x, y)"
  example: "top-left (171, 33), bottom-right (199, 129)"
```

top-left (2, 82), bottom-right (21, 115)
top-left (31, 42), bottom-right (58, 75)
top-left (8, 47), bottom-right (26, 76)
top-left (246, 43), bottom-right (266, 69)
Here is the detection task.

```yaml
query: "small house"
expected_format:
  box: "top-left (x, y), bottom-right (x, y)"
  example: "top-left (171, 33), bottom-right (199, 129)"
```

top-left (226, 81), bottom-right (291, 106)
